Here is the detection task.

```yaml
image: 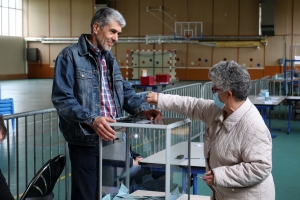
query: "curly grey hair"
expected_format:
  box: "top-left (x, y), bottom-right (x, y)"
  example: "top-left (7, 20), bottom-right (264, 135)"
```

top-left (208, 60), bottom-right (252, 101)
top-left (90, 7), bottom-right (126, 34)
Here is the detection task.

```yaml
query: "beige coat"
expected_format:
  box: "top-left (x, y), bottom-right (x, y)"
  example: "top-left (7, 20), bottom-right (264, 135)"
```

top-left (157, 94), bottom-right (275, 200)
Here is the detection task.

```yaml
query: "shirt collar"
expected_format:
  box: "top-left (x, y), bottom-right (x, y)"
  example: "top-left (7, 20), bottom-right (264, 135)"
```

top-left (214, 98), bottom-right (252, 132)
top-left (85, 36), bottom-right (108, 57)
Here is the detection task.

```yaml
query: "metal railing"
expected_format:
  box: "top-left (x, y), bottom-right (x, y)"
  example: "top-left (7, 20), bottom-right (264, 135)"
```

top-left (2, 109), bottom-right (69, 200)
top-left (0, 83), bottom-right (205, 199)
top-left (161, 83), bottom-right (203, 142)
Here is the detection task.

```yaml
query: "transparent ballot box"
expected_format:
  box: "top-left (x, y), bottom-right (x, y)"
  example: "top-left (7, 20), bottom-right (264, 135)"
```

top-left (98, 117), bottom-right (194, 199)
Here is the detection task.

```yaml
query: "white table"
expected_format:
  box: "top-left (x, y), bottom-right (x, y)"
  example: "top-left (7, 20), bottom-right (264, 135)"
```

top-left (139, 142), bottom-right (206, 195)
top-left (248, 95), bottom-right (286, 138)
top-left (131, 190), bottom-right (210, 200)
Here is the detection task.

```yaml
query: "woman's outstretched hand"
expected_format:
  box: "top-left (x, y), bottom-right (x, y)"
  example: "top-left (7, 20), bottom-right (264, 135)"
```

top-left (145, 92), bottom-right (159, 105)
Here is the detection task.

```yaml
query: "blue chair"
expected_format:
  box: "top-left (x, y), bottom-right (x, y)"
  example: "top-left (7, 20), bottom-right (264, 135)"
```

top-left (0, 84), bottom-right (15, 132)
top-left (0, 98), bottom-right (15, 133)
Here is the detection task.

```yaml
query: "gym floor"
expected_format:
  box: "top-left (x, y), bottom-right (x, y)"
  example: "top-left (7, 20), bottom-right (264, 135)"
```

top-left (0, 79), bottom-right (299, 199)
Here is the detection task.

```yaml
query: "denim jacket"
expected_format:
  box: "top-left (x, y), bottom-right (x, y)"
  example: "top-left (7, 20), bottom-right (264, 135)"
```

top-left (51, 34), bottom-right (151, 146)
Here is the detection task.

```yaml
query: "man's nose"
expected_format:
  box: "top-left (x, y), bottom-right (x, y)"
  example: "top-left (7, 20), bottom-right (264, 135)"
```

top-left (112, 34), bottom-right (118, 42)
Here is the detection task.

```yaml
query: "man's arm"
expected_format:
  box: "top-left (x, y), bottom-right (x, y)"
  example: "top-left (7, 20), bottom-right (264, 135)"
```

top-left (51, 51), bottom-right (98, 125)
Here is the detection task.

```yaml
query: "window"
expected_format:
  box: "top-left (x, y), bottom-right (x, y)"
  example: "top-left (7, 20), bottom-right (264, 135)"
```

top-left (0, 0), bottom-right (22, 37)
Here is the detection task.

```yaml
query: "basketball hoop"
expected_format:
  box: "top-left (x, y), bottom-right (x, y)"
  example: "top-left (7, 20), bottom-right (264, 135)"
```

top-left (185, 34), bottom-right (192, 40)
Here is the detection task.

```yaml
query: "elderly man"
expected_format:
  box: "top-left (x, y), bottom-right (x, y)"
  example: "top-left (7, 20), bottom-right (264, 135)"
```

top-left (51, 7), bottom-right (162, 200)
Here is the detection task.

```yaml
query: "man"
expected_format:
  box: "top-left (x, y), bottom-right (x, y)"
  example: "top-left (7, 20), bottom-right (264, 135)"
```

top-left (0, 116), bottom-right (14, 200)
top-left (51, 7), bottom-right (162, 200)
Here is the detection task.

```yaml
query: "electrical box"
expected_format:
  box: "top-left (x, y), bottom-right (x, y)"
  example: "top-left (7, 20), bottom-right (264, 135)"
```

top-left (27, 48), bottom-right (39, 61)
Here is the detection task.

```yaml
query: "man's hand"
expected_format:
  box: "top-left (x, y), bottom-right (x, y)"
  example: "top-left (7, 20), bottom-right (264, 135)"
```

top-left (202, 170), bottom-right (214, 186)
top-left (140, 109), bottom-right (163, 121)
top-left (134, 156), bottom-right (143, 166)
top-left (90, 117), bottom-right (116, 141)
top-left (145, 92), bottom-right (158, 105)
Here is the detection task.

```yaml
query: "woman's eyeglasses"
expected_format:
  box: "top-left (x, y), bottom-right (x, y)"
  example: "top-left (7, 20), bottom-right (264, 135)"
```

top-left (211, 87), bottom-right (221, 94)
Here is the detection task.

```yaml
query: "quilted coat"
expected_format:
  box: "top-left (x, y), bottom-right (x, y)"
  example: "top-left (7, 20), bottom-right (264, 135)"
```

top-left (157, 94), bottom-right (275, 200)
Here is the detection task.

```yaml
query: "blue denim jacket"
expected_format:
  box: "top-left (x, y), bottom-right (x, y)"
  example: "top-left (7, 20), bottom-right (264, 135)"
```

top-left (51, 34), bottom-right (151, 146)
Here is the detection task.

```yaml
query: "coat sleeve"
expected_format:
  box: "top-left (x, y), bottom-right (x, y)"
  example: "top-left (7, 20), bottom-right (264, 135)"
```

top-left (212, 126), bottom-right (273, 187)
top-left (157, 93), bottom-right (216, 124)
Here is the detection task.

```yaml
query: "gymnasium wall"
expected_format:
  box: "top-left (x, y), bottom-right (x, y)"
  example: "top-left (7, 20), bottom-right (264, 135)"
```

top-left (0, 36), bottom-right (26, 79)
top-left (10, 0), bottom-right (300, 80)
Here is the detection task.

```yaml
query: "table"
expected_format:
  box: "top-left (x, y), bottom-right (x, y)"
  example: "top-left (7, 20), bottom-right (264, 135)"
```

top-left (139, 142), bottom-right (206, 195)
top-left (131, 190), bottom-right (210, 200)
top-left (248, 95), bottom-right (286, 138)
top-left (104, 118), bottom-right (192, 200)
top-left (284, 96), bottom-right (300, 134)
top-left (131, 82), bottom-right (175, 92)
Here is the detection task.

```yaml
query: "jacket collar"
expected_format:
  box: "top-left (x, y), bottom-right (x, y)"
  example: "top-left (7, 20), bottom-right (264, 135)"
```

top-left (78, 34), bottom-right (111, 59)
top-left (214, 98), bottom-right (252, 132)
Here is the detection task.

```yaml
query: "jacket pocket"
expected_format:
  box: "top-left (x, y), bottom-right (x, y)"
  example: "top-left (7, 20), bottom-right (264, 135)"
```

top-left (75, 69), bottom-right (93, 94)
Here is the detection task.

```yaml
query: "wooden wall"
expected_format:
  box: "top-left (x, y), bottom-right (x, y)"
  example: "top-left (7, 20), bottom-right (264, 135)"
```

top-left (20, 0), bottom-right (300, 80)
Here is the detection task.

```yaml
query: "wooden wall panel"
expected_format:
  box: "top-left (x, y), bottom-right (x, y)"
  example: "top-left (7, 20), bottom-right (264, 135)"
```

top-left (50, 0), bottom-right (70, 37)
top-left (71, 0), bottom-right (93, 36)
top-left (275, 0), bottom-right (293, 35)
top-left (248, 69), bottom-right (264, 80)
top-left (265, 36), bottom-right (285, 66)
top-left (163, 0), bottom-right (188, 36)
top-left (264, 66), bottom-right (281, 78)
top-left (213, 0), bottom-right (239, 35)
top-left (239, 0), bottom-right (258, 35)
top-left (187, 69), bottom-right (210, 80)
top-left (116, 0), bottom-right (139, 37)
top-left (139, 0), bottom-right (163, 36)
top-left (28, 64), bottom-right (51, 78)
top-left (239, 47), bottom-right (264, 68)
top-left (28, 0), bottom-right (49, 37)
top-left (50, 44), bottom-right (69, 68)
top-left (189, 0), bottom-right (213, 35)
top-left (175, 68), bottom-right (187, 80)
top-left (213, 48), bottom-right (238, 65)
top-left (187, 44), bottom-right (212, 68)
top-left (294, 1), bottom-right (300, 35)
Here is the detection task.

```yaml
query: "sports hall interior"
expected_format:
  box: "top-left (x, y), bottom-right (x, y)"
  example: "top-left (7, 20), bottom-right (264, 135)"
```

top-left (0, 0), bottom-right (300, 199)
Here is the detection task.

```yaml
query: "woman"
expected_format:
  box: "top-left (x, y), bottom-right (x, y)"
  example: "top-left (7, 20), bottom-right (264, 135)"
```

top-left (146, 61), bottom-right (275, 200)
top-left (0, 116), bottom-right (14, 200)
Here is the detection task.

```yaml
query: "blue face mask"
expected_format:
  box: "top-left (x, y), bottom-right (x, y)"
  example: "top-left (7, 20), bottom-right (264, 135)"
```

top-left (213, 93), bottom-right (225, 109)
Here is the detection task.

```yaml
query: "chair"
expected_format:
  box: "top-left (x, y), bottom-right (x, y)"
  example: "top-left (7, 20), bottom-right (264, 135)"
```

top-left (0, 98), bottom-right (15, 132)
top-left (20, 154), bottom-right (66, 200)
top-left (0, 84), bottom-right (15, 132)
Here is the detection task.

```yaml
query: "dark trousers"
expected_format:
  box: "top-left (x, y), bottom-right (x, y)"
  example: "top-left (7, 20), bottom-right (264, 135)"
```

top-left (68, 144), bottom-right (100, 200)
top-left (0, 169), bottom-right (14, 200)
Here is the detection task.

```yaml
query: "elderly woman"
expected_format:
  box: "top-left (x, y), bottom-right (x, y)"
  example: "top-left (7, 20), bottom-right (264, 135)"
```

top-left (146, 61), bottom-right (275, 200)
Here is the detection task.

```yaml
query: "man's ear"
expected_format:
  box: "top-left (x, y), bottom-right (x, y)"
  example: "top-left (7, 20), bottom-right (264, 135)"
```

top-left (92, 22), bottom-right (100, 34)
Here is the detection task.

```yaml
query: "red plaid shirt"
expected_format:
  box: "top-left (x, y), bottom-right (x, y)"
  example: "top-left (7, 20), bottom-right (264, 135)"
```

top-left (86, 37), bottom-right (116, 118)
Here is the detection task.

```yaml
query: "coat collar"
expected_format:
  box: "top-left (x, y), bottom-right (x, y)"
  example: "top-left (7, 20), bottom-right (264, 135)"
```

top-left (214, 98), bottom-right (252, 132)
